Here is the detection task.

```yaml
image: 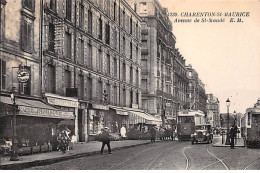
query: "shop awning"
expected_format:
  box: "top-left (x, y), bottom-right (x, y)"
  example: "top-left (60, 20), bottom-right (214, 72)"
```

top-left (109, 106), bottom-right (128, 115)
top-left (177, 110), bottom-right (205, 117)
top-left (128, 111), bottom-right (162, 125)
top-left (0, 96), bottom-right (74, 119)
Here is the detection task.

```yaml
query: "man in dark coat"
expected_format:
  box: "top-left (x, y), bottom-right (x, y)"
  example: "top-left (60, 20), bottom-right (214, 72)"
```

top-left (230, 125), bottom-right (236, 149)
top-left (100, 127), bottom-right (112, 154)
top-left (150, 126), bottom-right (157, 143)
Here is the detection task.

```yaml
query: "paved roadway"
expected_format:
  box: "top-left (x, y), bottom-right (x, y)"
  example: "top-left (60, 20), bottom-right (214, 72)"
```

top-left (28, 139), bottom-right (260, 170)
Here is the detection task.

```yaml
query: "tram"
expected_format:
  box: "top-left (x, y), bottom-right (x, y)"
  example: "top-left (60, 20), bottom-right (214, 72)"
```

top-left (177, 110), bottom-right (206, 141)
top-left (244, 99), bottom-right (260, 148)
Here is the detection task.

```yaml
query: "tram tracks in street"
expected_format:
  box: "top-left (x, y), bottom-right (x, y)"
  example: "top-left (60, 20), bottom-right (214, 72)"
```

top-left (144, 142), bottom-right (185, 170)
top-left (183, 146), bottom-right (190, 170)
top-left (183, 145), bottom-right (229, 170)
top-left (243, 158), bottom-right (259, 170)
top-left (108, 141), bottom-right (173, 170)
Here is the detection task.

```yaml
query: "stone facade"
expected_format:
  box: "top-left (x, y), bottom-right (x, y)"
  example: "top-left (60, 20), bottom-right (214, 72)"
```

top-left (127, 0), bottom-right (188, 126)
top-left (206, 93), bottom-right (220, 127)
top-left (42, 0), bottom-right (142, 142)
top-left (198, 79), bottom-right (207, 114)
top-left (186, 64), bottom-right (206, 114)
top-left (0, 0), bottom-right (41, 96)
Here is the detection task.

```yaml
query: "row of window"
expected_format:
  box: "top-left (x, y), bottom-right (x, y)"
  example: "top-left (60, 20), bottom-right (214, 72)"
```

top-left (49, 25), bottom-right (138, 64)
top-left (48, 24), bottom-right (139, 85)
top-left (61, 0), bottom-right (139, 39)
top-left (46, 64), bottom-right (138, 106)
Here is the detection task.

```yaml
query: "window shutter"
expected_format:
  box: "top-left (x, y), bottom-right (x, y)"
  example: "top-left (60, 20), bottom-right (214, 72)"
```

top-left (21, 21), bottom-right (26, 50)
top-left (28, 23), bottom-right (33, 52)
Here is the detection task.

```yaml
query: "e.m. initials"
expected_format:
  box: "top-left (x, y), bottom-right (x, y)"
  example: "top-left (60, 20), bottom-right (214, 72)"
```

top-left (230, 18), bottom-right (243, 23)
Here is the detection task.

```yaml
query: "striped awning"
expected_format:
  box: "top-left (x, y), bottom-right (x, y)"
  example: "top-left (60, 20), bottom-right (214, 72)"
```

top-left (123, 110), bottom-right (162, 125)
top-left (109, 106), bottom-right (128, 115)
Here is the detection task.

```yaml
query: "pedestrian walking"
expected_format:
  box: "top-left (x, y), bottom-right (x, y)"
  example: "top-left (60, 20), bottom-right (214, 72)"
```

top-left (172, 129), bottom-right (177, 141)
top-left (120, 125), bottom-right (127, 140)
top-left (100, 127), bottom-right (112, 155)
top-left (150, 126), bottom-right (157, 143)
top-left (230, 125), bottom-right (236, 149)
top-left (159, 127), bottom-right (165, 140)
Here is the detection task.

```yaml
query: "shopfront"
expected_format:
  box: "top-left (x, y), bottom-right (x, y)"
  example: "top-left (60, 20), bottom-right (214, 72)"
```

top-left (0, 96), bottom-right (74, 151)
top-left (108, 106), bottom-right (129, 133)
top-left (44, 93), bottom-right (79, 142)
top-left (88, 103), bottom-right (109, 141)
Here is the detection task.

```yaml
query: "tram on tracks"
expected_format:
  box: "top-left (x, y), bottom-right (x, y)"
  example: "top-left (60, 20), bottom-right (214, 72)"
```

top-left (244, 98), bottom-right (260, 148)
top-left (177, 110), bottom-right (206, 141)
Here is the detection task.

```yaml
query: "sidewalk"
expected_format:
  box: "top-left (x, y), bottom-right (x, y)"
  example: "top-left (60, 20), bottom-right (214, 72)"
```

top-left (0, 140), bottom-right (159, 170)
top-left (212, 134), bottom-right (245, 147)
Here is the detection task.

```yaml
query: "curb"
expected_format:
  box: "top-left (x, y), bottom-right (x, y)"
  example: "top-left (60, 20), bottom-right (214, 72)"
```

top-left (212, 144), bottom-right (245, 147)
top-left (0, 141), bottom-right (157, 170)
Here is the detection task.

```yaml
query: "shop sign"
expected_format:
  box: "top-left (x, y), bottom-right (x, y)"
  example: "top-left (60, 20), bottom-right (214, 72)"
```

top-left (92, 104), bottom-right (109, 110)
top-left (18, 106), bottom-right (74, 119)
top-left (17, 69), bottom-right (30, 83)
top-left (47, 97), bottom-right (79, 108)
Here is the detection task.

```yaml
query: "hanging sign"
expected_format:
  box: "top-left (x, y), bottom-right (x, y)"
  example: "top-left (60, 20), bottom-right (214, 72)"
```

top-left (17, 69), bottom-right (30, 83)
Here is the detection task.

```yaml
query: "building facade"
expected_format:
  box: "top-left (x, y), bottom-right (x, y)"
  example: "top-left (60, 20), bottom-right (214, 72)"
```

top-left (0, 0), bottom-right (74, 149)
top-left (206, 93), bottom-right (220, 127)
top-left (198, 79), bottom-right (207, 114)
top-left (186, 64), bottom-right (207, 113)
top-left (42, 0), bottom-right (143, 142)
top-left (174, 49), bottom-right (189, 112)
top-left (127, 0), bottom-right (188, 127)
top-left (186, 64), bottom-right (199, 110)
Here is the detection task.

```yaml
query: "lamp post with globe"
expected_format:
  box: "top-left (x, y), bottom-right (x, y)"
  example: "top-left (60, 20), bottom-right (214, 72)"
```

top-left (225, 98), bottom-right (231, 145)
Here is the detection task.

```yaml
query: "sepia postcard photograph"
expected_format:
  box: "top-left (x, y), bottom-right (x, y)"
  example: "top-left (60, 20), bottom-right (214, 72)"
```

top-left (0, 0), bottom-right (259, 171)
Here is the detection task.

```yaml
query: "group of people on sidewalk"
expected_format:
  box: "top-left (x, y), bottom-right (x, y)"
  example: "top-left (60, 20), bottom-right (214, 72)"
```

top-left (56, 125), bottom-right (176, 155)
top-left (56, 126), bottom-right (77, 154)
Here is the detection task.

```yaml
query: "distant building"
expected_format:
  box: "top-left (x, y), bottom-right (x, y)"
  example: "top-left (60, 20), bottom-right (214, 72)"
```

top-left (206, 110), bottom-right (214, 126)
top-left (186, 64), bottom-right (206, 114)
top-left (206, 94), bottom-right (220, 127)
top-left (198, 79), bottom-right (207, 114)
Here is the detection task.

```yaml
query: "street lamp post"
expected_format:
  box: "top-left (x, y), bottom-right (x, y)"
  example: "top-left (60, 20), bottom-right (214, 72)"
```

top-left (10, 87), bottom-right (19, 161)
top-left (225, 98), bottom-right (231, 145)
top-left (234, 110), bottom-right (237, 144)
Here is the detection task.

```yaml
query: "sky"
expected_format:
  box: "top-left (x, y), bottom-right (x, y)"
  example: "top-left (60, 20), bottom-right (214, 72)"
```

top-left (159, 0), bottom-right (260, 114)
